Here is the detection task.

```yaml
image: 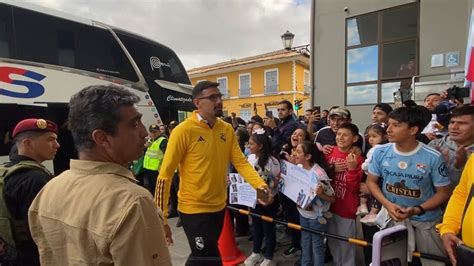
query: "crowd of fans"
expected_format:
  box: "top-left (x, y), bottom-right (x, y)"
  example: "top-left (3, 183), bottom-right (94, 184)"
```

top-left (1, 83), bottom-right (472, 266)
top-left (207, 90), bottom-right (473, 265)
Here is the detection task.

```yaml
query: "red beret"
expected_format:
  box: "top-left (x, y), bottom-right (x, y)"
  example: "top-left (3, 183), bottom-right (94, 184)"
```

top-left (12, 118), bottom-right (58, 138)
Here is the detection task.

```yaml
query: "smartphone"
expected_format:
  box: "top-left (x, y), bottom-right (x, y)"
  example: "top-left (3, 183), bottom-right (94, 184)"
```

top-left (372, 225), bottom-right (408, 266)
top-left (456, 244), bottom-right (474, 265)
top-left (265, 110), bottom-right (273, 118)
top-left (313, 106), bottom-right (321, 114)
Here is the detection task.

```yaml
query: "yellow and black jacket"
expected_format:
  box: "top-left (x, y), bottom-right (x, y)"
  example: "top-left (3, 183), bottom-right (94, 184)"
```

top-left (438, 156), bottom-right (474, 248)
top-left (155, 111), bottom-right (266, 220)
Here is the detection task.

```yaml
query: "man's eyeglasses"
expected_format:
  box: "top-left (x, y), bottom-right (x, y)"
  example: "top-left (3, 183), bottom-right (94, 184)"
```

top-left (197, 93), bottom-right (223, 101)
top-left (277, 108), bottom-right (288, 111)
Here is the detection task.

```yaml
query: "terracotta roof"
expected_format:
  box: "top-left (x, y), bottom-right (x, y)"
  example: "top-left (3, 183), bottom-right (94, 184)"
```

top-left (188, 49), bottom-right (309, 75)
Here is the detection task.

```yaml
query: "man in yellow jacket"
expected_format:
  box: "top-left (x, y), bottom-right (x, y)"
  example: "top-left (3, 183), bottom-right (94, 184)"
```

top-left (155, 81), bottom-right (270, 265)
top-left (438, 155), bottom-right (474, 265)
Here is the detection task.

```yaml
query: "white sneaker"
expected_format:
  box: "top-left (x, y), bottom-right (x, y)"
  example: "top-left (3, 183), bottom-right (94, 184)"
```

top-left (260, 258), bottom-right (276, 266)
top-left (360, 213), bottom-right (377, 226)
top-left (244, 252), bottom-right (264, 266)
top-left (356, 204), bottom-right (369, 216)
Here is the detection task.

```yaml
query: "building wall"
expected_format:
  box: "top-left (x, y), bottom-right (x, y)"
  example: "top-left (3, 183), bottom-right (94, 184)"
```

top-left (419, 0), bottom-right (470, 79)
top-left (312, 0), bottom-right (471, 129)
top-left (190, 62), bottom-right (294, 97)
top-left (190, 60), bottom-right (309, 120)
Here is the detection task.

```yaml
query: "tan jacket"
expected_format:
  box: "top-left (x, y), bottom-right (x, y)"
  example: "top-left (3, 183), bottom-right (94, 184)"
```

top-left (28, 160), bottom-right (171, 265)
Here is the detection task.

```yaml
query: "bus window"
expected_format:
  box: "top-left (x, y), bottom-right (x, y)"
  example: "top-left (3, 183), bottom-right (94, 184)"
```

top-left (11, 7), bottom-right (138, 82)
top-left (115, 31), bottom-right (190, 84)
top-left (177, 110), bottom-right (192, 123)
top-left (0, 4), bottom-right (13, 58)
top-left (57, 29), bottom-right (75, 68)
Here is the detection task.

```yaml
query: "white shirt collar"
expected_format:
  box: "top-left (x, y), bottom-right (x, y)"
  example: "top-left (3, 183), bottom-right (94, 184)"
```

top-left (196, 112), bottom-right (209, 124)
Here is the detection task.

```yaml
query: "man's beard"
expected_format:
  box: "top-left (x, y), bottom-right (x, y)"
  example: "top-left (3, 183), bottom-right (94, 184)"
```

top-left (215, 109), bottom-right (224, 117)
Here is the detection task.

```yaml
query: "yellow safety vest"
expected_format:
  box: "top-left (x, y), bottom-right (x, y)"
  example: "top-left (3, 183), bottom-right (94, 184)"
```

top-left (143, 136), bottom-right (166, 171)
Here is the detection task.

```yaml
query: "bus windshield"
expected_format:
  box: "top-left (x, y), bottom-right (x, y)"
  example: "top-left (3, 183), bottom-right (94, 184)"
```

top-left (116, 30), bottom-right (190, 85)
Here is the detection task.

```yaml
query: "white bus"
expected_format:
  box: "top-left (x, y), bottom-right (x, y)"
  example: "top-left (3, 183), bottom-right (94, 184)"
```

top-left (0, 0), bottom-right (194, 174)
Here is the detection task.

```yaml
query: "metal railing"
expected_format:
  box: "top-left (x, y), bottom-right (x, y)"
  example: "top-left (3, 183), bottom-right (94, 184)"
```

top-left (411, 70), bottom-right (465, 101)
top-left (227, 206), bottom-right (450, 263)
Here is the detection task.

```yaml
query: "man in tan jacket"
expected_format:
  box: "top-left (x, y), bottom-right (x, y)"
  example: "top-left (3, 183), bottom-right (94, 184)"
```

top-left (28, 85), bottom-right (171, 265)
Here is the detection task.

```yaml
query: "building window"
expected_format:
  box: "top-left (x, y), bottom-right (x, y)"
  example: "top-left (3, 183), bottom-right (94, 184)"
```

top-left (304, 69), bottom-right (311, 94)
top-left (345, 3), bottom-right (418, 105)
top-left (239, 73), bottom-right (251, 97)
top-left (13, 7), bottom-right (138, 82)
top-left (264, 69), bottom-right (278, 94)
top-left (240, 109), bottom-right (252, 122)
top-left (217, 77), bottom-right (228, 98)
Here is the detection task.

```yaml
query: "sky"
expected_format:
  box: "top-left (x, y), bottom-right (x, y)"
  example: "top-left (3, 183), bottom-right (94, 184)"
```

top-left (24, 0), bottom-right (312, 70)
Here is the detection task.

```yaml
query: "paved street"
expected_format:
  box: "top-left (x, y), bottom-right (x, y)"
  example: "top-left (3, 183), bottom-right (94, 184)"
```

top-left (168, 216), bottom-right (300, 265)
top-left (168, 215), bottom-right (367, 265)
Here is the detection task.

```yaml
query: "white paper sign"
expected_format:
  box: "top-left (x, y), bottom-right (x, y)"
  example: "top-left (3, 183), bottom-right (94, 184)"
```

top-left (228, 173), bottom-right (257, 208)
top-left (279, 161), bottom-right (318, 208)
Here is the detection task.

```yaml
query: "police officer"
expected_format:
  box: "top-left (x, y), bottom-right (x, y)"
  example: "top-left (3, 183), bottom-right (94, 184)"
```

top-left (142, 124), bottom-right (167, 195)
top-left (1, 118), bottom-right (59, 265)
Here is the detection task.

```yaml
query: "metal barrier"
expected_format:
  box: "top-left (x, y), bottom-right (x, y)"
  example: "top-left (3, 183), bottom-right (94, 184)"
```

top-left (227, 206), bottom-right (450, 263)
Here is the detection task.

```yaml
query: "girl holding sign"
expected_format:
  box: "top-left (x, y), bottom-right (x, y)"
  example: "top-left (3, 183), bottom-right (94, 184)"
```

top-left (244, 129), bottom-right (281, 266)
top-left (294, 141), bottom-right (335, 266)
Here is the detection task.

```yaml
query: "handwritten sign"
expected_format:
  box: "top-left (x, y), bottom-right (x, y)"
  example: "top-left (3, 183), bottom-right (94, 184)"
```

top-left (229, 173), bottom-right (257, 208)
top-left (279, 161), bottom-right (318, 209)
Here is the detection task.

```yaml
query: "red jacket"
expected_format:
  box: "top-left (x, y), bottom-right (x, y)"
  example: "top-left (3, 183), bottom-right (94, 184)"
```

top-left (325, 147), bottom-right (364, 219)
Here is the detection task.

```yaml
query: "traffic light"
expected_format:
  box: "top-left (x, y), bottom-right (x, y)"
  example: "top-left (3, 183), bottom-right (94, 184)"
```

top-left (294, 99), bottom-right (302, 110)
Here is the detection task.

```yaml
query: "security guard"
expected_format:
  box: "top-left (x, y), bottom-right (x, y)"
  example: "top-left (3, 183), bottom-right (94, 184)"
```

top-left (142, 124), bottom-right (167, 195)
top-left (0, 118), bottom-right (59, 265)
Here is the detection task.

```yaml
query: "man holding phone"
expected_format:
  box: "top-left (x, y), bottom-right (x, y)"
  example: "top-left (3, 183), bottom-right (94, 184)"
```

top-left (264, 100), bottom-right (298, 155)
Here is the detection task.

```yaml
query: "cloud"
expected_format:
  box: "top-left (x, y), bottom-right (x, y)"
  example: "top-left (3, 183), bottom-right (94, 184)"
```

top-left (347, 46), bottom-right (378, 83)
top-left (23, 0), bottom-right (311, 69)
top-left (347, 18), bottom-right (360, 46)
top-left (347, 84), bottom-right (377, 105)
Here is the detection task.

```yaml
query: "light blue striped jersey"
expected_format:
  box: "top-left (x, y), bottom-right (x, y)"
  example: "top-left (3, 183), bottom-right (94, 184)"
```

top-left (368, 142), bottom-right (450, 222)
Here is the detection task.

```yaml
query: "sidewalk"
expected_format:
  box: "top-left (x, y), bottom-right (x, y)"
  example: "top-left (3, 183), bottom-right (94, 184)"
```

top-left (168, 217), bottom-right (313, 265)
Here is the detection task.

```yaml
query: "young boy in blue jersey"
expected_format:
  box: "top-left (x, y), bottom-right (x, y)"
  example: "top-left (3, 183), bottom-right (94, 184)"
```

top-left (366, 106), bottom-right (452, 266)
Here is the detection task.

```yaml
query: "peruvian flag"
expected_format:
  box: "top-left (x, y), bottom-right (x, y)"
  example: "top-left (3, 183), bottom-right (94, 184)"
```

top-left (465, 8), bottom-right (474, 103)
top-left (466, 47), bottom-right (474, 82)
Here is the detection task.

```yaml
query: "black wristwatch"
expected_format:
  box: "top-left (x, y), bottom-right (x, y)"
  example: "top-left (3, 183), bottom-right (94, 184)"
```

top-left (414, 205), bottom-right (425, 216)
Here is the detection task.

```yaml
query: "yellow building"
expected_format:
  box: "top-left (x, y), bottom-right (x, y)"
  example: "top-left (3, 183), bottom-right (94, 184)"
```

top-left (188, 49), bottom-right (310, 122)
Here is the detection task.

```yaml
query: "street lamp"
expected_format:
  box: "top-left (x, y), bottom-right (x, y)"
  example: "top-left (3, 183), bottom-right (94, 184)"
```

top-left (281, 30), bottom-right (310, 115)
top-left (281, 30), bottom-right (295, 50)
top-left (281, 30), bottom-right (310, 55)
